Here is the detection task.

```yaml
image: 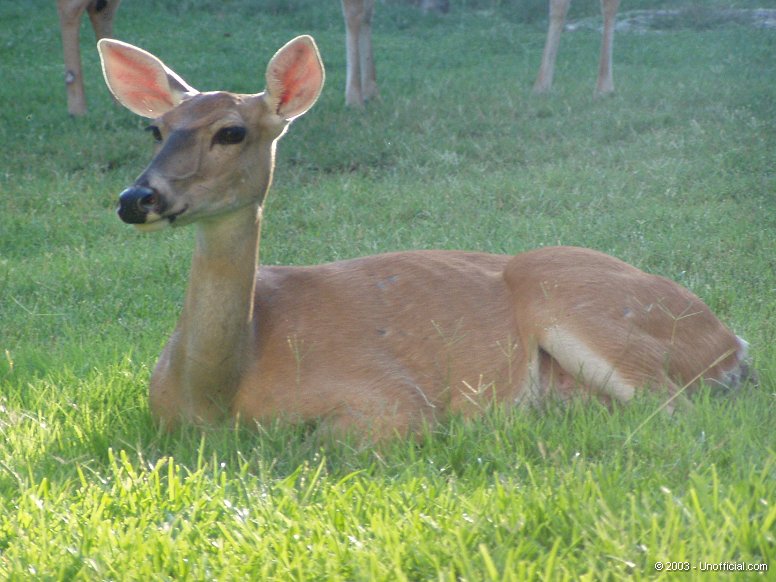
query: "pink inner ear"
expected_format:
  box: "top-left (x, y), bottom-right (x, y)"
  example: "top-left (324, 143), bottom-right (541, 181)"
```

top-left (108, 47), bottom-right (175, 112)
top-left (276, 46), bottom-right (314, 107)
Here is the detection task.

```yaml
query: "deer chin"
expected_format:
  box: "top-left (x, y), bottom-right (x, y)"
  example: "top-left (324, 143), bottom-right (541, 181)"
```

top-left (132, 205), bottom-right (189, 232)
top-left (133, 219), bottom-right (171, 233)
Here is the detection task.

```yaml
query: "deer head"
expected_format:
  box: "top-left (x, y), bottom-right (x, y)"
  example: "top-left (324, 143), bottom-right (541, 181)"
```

top-left (98, 36), bottom-right (325, 231)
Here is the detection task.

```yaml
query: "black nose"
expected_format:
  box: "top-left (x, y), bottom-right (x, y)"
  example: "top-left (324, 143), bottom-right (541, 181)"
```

top-left (117, 186), bottom-right (160, 224)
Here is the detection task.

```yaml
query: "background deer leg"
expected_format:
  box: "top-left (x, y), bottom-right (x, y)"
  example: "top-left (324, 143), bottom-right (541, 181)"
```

top-left (358, 0), bottom-right (378, 103)
top-left (57, 0), bottom-right (88, 116)
top-left (57, 0), bottom-right (120, 116)
top-left (533, 0), bottom-right (571, 94)
top-left (343, 0), bottom-right (365, 107)
top-left (87, 0), bottom-right (120, 44)
top-left (342, 0), bottom-right (378, 107)
top-left (595, 0), bottom-right (620, 96)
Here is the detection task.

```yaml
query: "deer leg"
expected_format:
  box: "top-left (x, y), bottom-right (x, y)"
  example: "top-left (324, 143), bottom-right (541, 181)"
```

top-left (533, 0), bottom-right (572, 94)
top-left (529, 322), bottom-right (639, 407)
top-left (595, 0), bottom-right (620, 96)
top-left (57, 0), bottom-right (88, 116)
top-left (87, 0), bottom-right (120, 41)
top-left (342, 0), bottom-right (365, 107)
top-left (87, 0), bottom-right (121, 109)
top-left (358, 0), bottom-right (378, 103)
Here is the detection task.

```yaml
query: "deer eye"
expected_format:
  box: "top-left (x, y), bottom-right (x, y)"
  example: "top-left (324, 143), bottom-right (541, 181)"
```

top-left (212, 126), bottom-right (247, 146)
top-left (145, 125), bottom-right (163, 143)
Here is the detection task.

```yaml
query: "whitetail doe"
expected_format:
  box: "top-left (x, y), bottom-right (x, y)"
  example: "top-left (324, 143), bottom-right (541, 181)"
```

top-left (98, 36), bottom-right (751, 437)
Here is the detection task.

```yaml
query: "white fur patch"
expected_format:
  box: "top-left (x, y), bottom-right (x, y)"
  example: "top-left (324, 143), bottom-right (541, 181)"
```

top-left (736, 335), bottom-right (749, 360)
top-left (543, 326), bottom-right (636, 402)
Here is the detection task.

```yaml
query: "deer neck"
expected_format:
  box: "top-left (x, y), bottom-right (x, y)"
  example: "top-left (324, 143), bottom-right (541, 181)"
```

top-left (172, 203), bottom-right (263, 416)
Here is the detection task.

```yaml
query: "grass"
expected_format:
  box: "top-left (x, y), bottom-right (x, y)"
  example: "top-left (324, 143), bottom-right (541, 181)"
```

top-left (1, 0), bottom-right (775, 579)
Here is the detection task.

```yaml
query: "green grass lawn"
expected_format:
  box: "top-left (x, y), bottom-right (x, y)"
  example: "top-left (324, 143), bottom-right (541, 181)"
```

top-left (1, 0), bottom-right (774, 579)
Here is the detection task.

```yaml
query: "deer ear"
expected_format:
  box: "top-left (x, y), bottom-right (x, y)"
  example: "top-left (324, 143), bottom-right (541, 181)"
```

top-left (265, 35), bottom-right (325, 121)
top-left (97, 39), bottom-right (197, 118)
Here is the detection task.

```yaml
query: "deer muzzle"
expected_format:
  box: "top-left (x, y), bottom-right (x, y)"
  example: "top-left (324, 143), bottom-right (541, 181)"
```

top-left (117, 186), bottom-right (164, 224)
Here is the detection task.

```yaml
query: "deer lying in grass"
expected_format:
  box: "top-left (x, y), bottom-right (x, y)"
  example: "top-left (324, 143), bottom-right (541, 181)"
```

top-left (98, 35), bottom-right (751, 437)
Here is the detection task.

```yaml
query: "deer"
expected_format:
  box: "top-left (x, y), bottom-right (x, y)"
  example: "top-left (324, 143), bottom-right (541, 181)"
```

top-left (57, 0), bottom-right (121, 116)
top-left (534, 0), bottom-right (621, 96)
top-left (97, 35), bottom-right (751, 438)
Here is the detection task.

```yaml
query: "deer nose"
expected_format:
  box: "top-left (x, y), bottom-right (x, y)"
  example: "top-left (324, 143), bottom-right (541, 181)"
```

top-left (117, 186), bottom-right (161, 224)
